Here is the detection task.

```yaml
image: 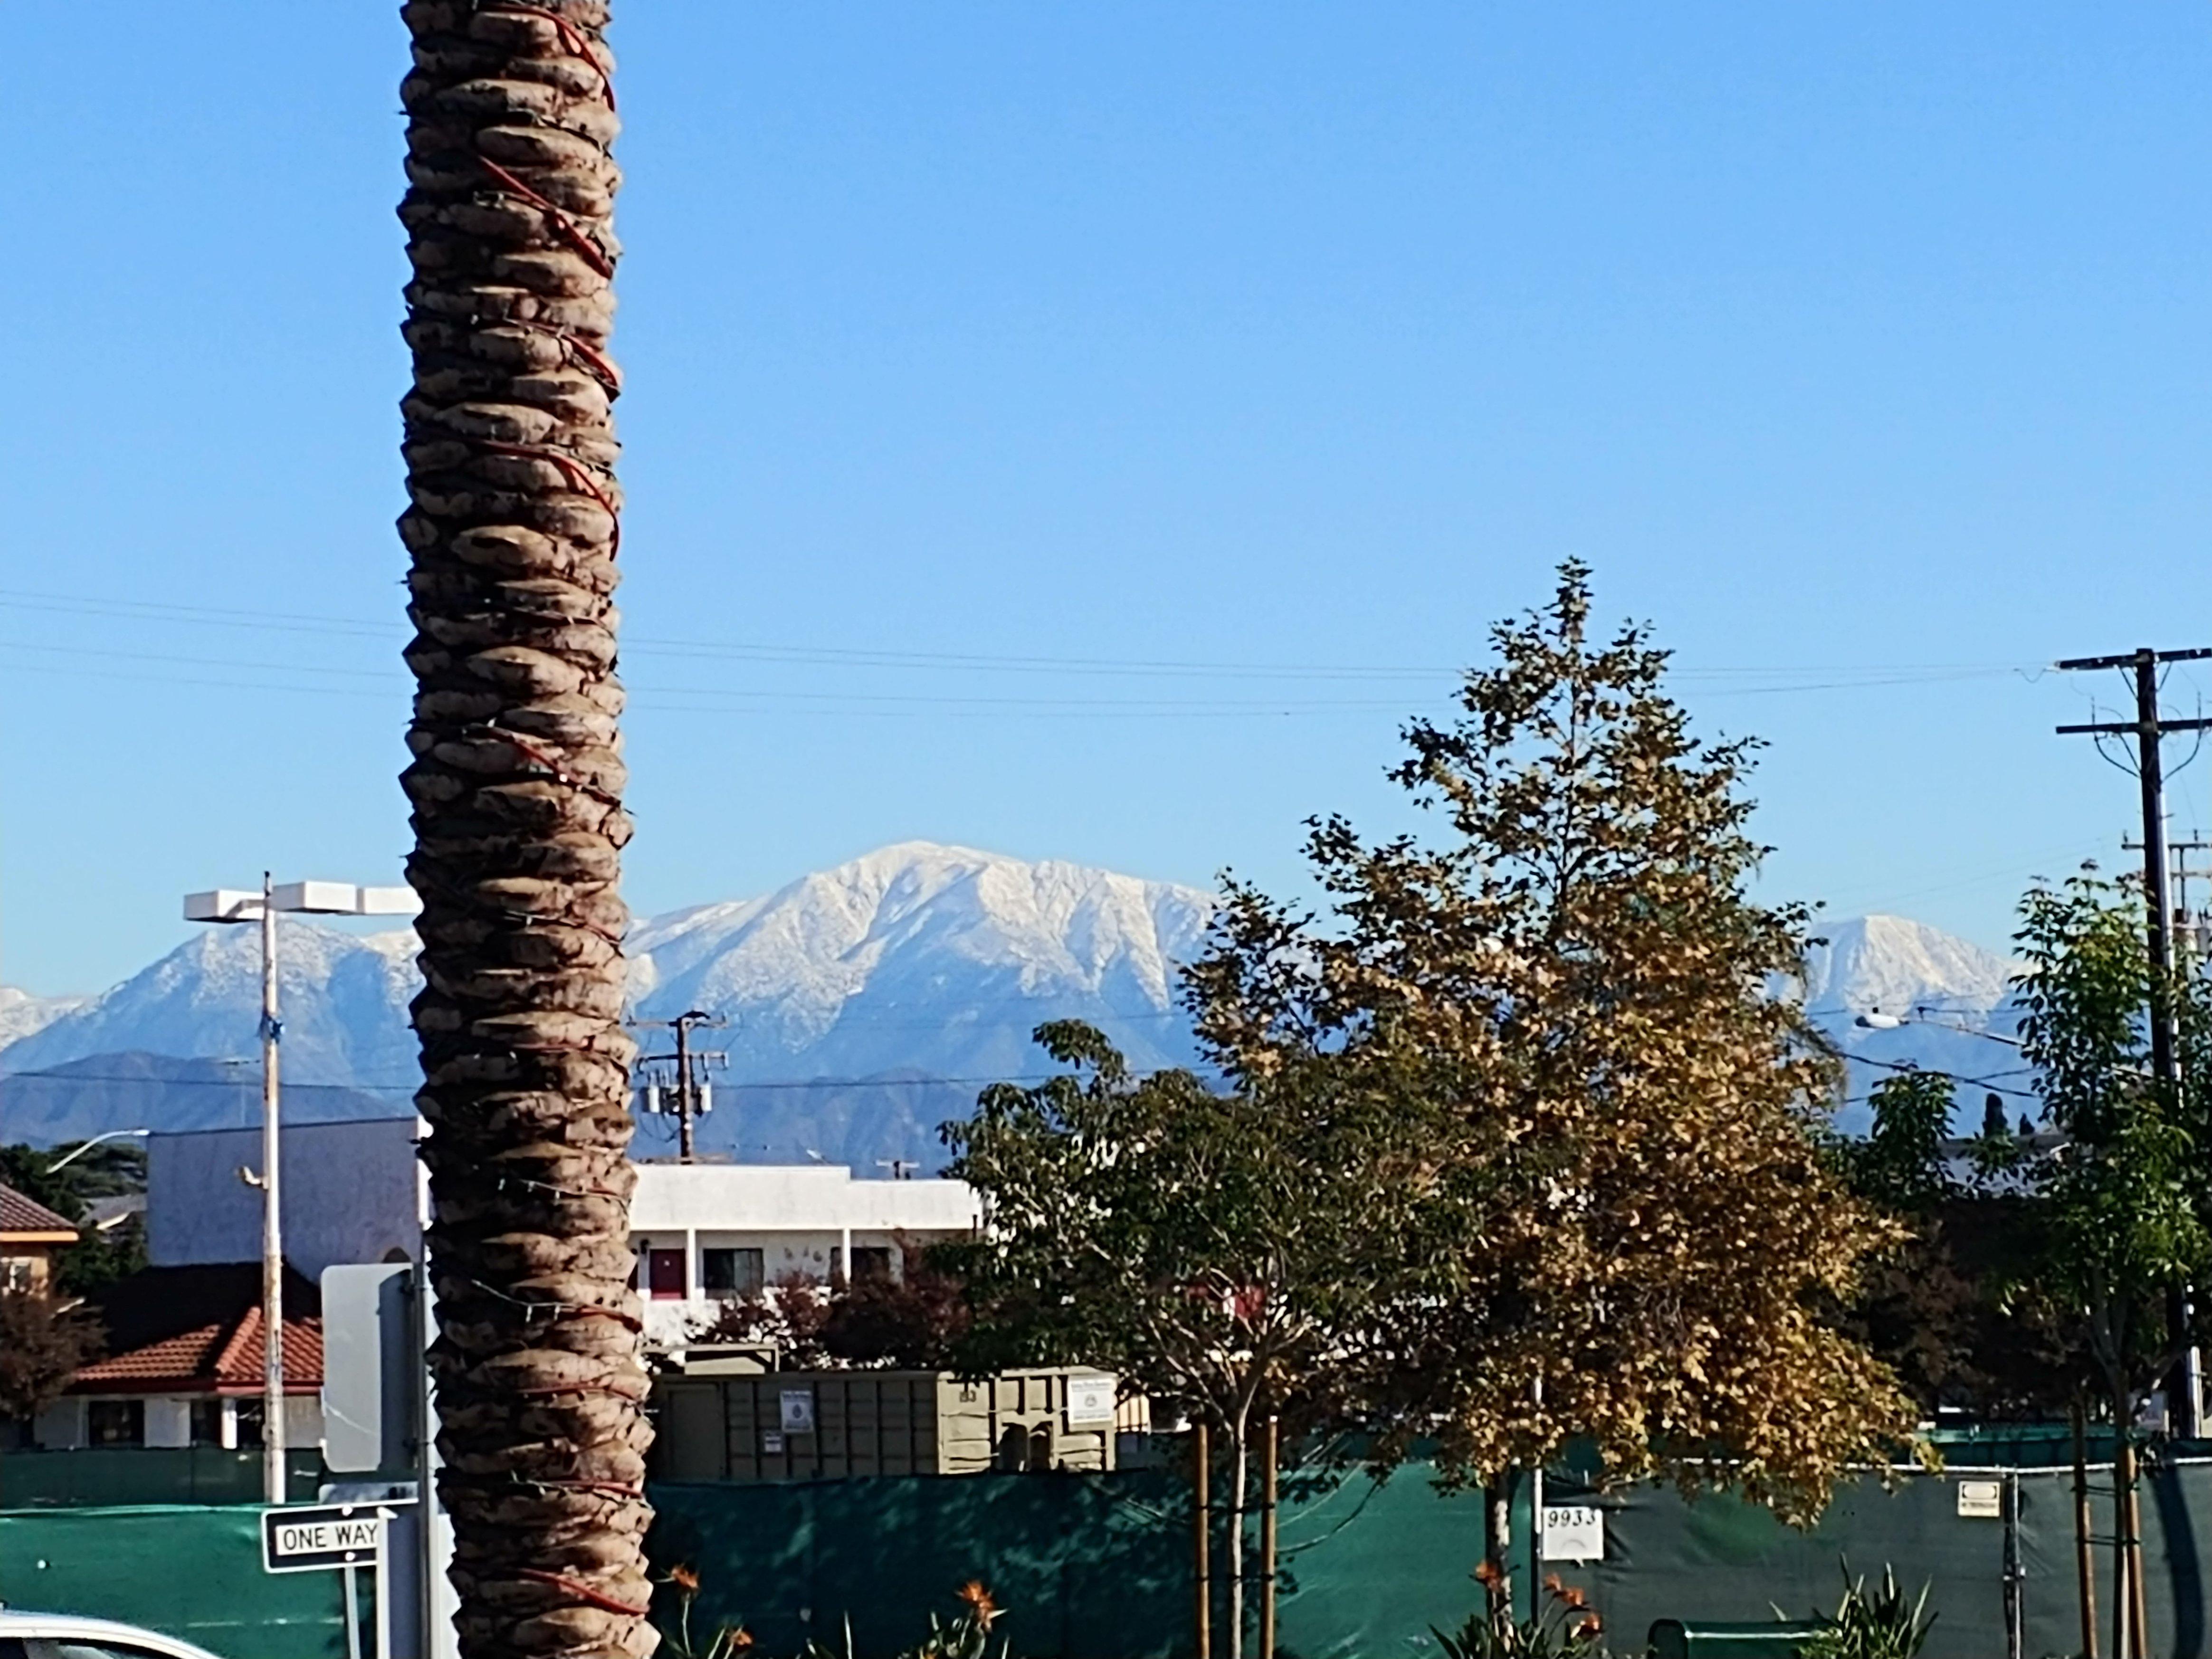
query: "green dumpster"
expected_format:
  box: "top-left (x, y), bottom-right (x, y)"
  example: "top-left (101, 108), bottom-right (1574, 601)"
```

top-left (1647, 1619), bottom-right (1824, 1659)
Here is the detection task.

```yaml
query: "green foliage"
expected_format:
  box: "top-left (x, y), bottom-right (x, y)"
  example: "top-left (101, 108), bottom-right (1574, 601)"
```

top-left (1791, 1564), bottom-right (1935, 1659)
top-left (1432, 1573), bottom-right (1607, 1659)
top-left (0, 1141), bottom-right (148, 1296)
top-left (2010, 870), bottom-right (2212, 1403)
top-left (1173, 563), bottom-right (1916, 1517)
top-left (1846, 1069), bottom-right (1957, 1213)
top-left (655, 1571), bottom-right (1010, 1659)
top-left (939, 1020), bottom-right (1418, 1446)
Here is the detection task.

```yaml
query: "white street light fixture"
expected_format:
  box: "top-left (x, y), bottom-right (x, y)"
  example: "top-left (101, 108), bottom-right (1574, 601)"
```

top-left (46, 1126), bottom-right (152, 1173)
top-left (182, 873), bottom-right (419, 1503)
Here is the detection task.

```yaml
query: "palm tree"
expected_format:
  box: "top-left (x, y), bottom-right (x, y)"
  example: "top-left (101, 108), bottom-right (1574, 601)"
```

top-left (397, 5), bottom-right (651, 1656)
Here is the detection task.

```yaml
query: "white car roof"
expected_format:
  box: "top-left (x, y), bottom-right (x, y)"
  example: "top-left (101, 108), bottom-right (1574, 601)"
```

top-left (0, 1609), bottom-right (228, 1657)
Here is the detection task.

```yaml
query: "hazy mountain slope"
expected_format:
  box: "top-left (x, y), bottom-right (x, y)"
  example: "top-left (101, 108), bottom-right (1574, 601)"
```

top-left (1, 851), bottom-right (2034, 1160)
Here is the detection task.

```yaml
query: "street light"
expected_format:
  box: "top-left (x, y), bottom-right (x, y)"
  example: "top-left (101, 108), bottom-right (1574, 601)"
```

top-left (46, 1127), bottom-right (151, 1173)
top-left (183, 874), bottom-right (418, 1502)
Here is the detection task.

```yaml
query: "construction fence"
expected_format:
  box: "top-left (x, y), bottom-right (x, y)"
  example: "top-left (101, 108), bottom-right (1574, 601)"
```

top-left (2, 1455), bottom-right (2208, 1658)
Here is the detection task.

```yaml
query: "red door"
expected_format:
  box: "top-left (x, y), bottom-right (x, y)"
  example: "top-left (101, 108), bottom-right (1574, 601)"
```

top-left (647, 1248), bottom-right (687, 1300)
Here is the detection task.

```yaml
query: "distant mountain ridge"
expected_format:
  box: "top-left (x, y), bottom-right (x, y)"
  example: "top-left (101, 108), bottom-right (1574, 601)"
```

top-left (0, 844), bottom-right (2027, 1160)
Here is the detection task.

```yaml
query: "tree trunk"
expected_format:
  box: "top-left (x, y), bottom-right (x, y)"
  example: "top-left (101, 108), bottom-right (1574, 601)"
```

top-left (398, 6), bottom-right (652, 1658)
top-left (1229, 1407), bottom-right (1250, 1659)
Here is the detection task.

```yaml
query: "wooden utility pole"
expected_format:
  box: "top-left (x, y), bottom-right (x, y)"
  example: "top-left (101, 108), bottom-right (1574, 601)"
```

top-left (2059, 644), bottom-right (2212, 1441)
top-left (633, 1009), bottom-right (728, 1162)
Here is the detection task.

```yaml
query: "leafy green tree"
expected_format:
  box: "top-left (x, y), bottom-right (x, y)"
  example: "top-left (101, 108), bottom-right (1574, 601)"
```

top-left (941, 1021), bottom-right (1422, 1652)
top-left (1184, 563), bottom-right (1917, 1530)
top-left (2011, 869), bottom-right (2212, 1409)
top-left (0, 1142), bottom-right (147, 1297)
top-left (1832, 1073), bottom-right (2078, 1421)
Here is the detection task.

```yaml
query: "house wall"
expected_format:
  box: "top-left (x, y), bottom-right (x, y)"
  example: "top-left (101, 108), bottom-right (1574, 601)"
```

top-left (34, 1394), bottom-right (324, 1451)
top-left (0, 1239), bottom-right (62, 1293)
top-left (628, 1163), bottom-right (981, 1349)
top-left (148, 1118), bottom-right (426, 1275)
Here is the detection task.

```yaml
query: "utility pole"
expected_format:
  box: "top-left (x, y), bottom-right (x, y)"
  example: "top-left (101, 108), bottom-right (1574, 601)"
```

top-left (633, 1010), bottom-right (728, 1162)
top-left (2059, 644), bottom-right (2212, 1440)
top-left (257, 871), bottom-right (285, 1503)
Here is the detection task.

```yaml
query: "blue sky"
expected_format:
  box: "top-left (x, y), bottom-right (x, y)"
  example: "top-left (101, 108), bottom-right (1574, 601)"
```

top-left (5, 3), bottom-right (2212, 995)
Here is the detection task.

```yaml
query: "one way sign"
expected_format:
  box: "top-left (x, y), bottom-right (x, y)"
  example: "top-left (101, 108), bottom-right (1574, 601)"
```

top-left (261, 1503), bottom-right (386, 1573)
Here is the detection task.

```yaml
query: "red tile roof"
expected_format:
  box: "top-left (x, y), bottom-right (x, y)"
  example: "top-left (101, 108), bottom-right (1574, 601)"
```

top-left (73, 1271), bottom-right (322, 1395)
top-left (0, 1182), bottom-right (78, 1239)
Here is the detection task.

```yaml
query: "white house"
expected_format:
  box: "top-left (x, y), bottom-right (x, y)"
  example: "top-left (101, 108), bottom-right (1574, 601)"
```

top-left (142, 1118), bottom-right (981, 1354)
top-left (629, 1162), bottom-right (981, 1349)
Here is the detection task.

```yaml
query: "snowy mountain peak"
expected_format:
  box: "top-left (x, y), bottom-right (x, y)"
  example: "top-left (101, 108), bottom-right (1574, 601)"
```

top-left (0, 986), bottom-right (89, 1051)
top-left (1800, 913), bottom-right (2018, 1024)
top-left (626, 840), bottom-right (1215, 1069)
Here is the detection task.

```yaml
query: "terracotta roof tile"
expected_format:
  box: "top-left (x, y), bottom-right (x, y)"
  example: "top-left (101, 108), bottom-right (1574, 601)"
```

top-left (72, 1268), bottom-right (323, 1394)
top-left (0, 1182), bottom-right (77, 1237)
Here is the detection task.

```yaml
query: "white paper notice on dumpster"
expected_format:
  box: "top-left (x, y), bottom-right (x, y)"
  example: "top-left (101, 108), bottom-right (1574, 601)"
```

top-left (1541, 1504), bottom-right (1605, 1563)
top-left (780, 1387), bottom-right (816, 1434)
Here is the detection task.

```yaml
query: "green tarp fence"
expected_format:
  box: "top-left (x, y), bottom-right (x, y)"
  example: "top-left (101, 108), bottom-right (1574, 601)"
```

top-left (0, 1448), bottom-right (324, 1509)
top-left (1557, 1458), bottom-right (2212, 1659)
top-left (646, 1465), bottom-right (1500, 1659)
top-left (4, 1457), bottom-right (2209, 1659)
top-left (0, 1504), bottom-right (349, 1659)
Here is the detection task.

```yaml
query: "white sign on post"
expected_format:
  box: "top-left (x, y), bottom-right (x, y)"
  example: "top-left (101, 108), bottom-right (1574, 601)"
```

top-left (1956, 1480), bottom-right (2003, 1519)
top-left (1541, 1504), bottom-right (1605, 1563)
top-left (262, 1503), bottom-right (387, 1573)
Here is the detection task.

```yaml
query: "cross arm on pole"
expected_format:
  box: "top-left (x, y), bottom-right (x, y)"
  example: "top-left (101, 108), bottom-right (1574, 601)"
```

top-left (2057, 718), bottom-right (2212, 736)
top-left (2056, 647), bottom-right (2212, 672)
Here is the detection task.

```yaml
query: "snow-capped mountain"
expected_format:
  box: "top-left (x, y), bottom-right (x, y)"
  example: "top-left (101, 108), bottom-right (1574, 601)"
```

top-left (0, 985), bottom-right (87, 1051)
top-left (1799, 915), bottom-right (2027, 1137)
top-left (1801, 915), bottom-right (2016, 1026)
top-left (0, 845), bottom-right (2031, 1160)
top-left (627, 841), bottom-right (1213, 1080)
top-left (0, 923), bottom-right (421, 1088)
top-left (0, 842), bottom-right (1215, 1166)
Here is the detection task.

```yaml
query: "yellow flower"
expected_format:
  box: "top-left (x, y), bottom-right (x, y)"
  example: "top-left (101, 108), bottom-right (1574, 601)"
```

top-left (1473, 1560), bottom-right (1505, 1590)
top-left (669, 1564), bottom-right (701, 1593)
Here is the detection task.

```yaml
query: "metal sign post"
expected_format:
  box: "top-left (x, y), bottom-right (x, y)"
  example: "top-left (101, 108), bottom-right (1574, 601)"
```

top-left (263, 1502), bottom-right (393, 1659)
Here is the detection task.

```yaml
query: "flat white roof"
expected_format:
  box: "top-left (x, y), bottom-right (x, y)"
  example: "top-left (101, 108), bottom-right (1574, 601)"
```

top-left (629, 1162), bottom-right (981, 1234)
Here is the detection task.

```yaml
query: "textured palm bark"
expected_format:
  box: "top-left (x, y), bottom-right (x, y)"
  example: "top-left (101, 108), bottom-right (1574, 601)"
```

top-left (396, 5), bottom-right (654, 1657)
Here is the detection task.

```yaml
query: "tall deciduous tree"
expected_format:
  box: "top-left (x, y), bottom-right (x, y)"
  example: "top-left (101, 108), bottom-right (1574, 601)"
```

top-left (942, 1022), bottom-right (1422, 1655)
top-left (398, 6), bottom-right (652, 1657)
top-left (1188, 564), bottom-right (1917, 1531)
top-left (2010, 870), bottom-right (2212, 1659)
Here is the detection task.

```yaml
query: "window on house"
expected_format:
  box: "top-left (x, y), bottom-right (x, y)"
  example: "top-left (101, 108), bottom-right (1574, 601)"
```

top-left (701, 1247), bottom-right (764, 1299)
top-left (235, 1399), bottom-right (265, 1448)
top-left (189, 1399), bottom-right (226, 1447)
top-left (86, 1399), bottom-right (144, 1447)
top-left (0, 1257), bottom-right (31, 1293)
top-left (646, 1248), bottom-right (688, 1300)
top-left (849, 1246), bottom-right (894, 1283)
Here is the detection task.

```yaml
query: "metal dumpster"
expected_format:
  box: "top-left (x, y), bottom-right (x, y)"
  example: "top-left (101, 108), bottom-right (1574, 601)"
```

top-left (649, 1366), bottom-right (1121, 1481)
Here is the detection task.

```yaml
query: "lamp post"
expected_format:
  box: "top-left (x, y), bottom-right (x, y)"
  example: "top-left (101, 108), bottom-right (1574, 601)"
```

top-left (46, 1127), bottom-right (151, 1173)
top-left (183, 876), bottom-right (418, 1502)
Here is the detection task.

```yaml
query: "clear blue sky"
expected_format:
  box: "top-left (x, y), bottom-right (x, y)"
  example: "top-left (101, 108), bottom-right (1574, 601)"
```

top-left (5, 2), bottom-right (2212, 996)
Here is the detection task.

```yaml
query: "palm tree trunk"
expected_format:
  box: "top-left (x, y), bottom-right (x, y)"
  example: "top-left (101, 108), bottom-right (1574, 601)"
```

top-left (398, 5), bottom-right (651, 1657)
